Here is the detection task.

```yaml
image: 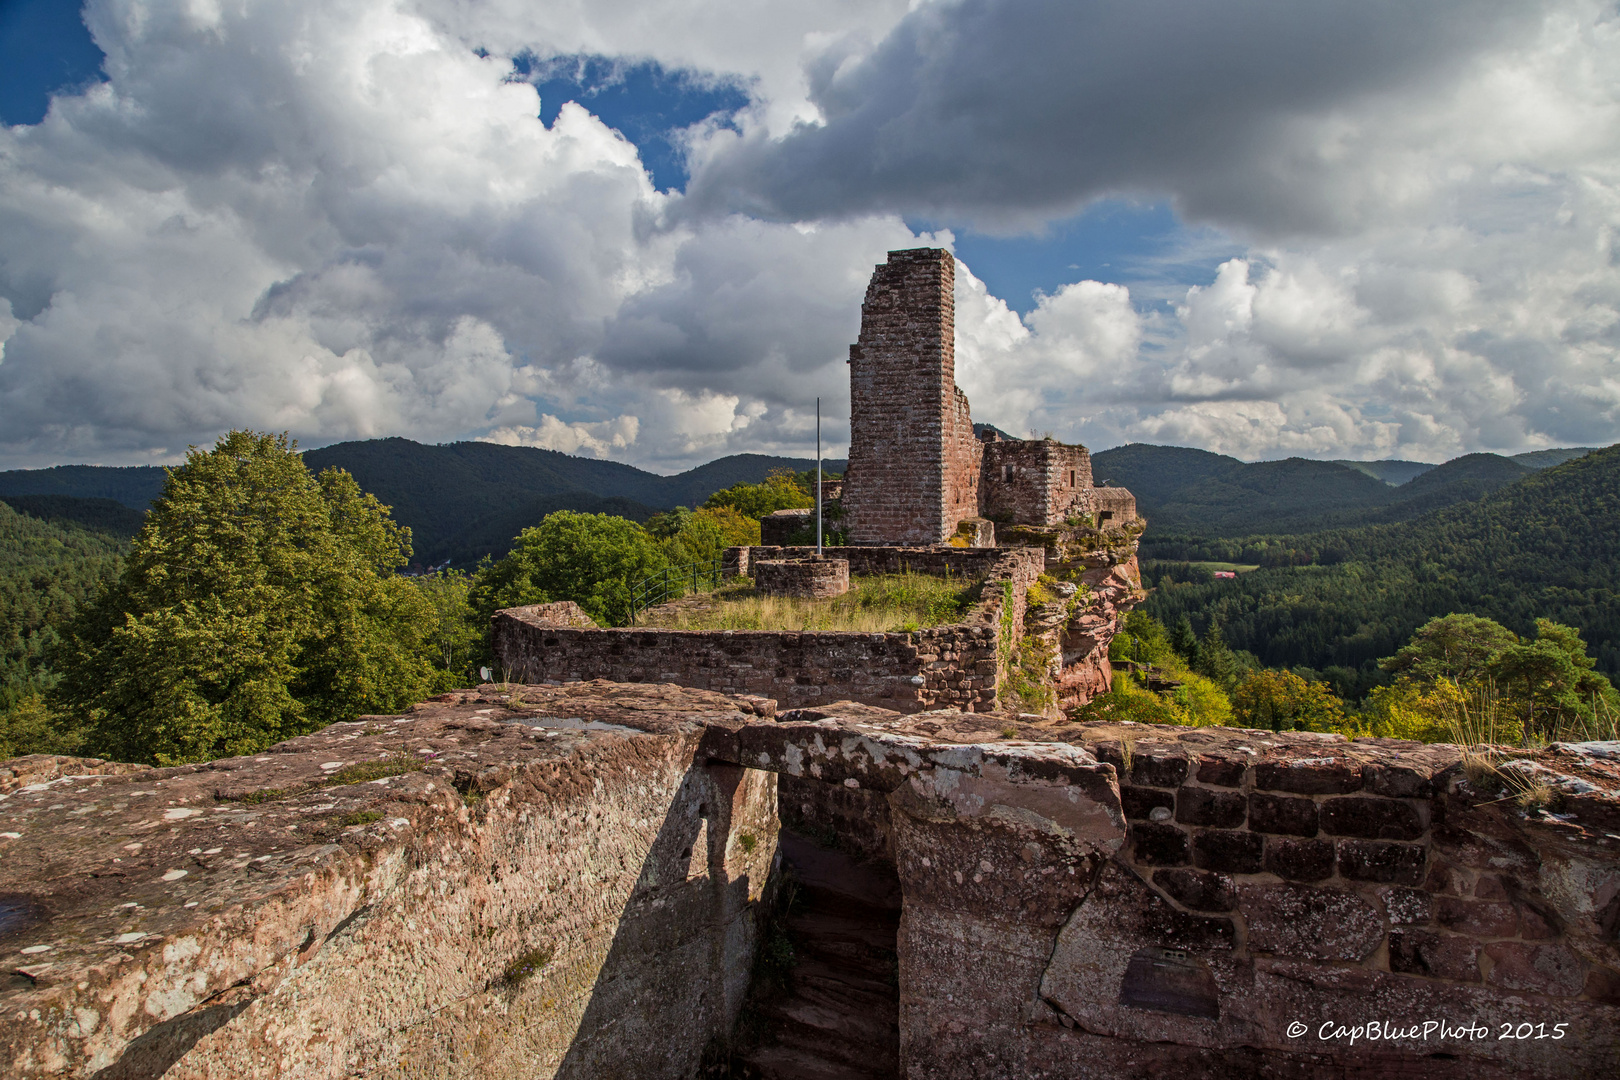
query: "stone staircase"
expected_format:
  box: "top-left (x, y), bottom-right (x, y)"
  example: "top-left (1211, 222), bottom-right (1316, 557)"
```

top-left (732, 831), bottom-right (902, 1080)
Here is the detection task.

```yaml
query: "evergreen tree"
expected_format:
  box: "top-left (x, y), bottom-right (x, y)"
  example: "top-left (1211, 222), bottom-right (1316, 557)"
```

top-left (1169, 615), bottom-right (1200, 667)
top-left (55, 432), bottom-right (438, 765)
top-left (1192, 621), bottom-right (1238, 689)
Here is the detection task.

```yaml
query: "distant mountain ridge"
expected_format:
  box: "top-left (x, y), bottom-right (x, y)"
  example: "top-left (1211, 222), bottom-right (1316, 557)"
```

top-left (0, 439), bottom-right (848, 567)
top-left (1090, 443), bottom-right (1606, 536)
top-left (1, 437), bottom-right (1603, 563)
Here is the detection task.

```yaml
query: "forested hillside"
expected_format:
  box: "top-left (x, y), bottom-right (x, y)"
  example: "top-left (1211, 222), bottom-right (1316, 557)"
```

top-left (0, 439), bottom-right (847, 567)
top-left (1141, 444), bottom-right (1620, 684)
top-left (0, 500), bottom-right (128, 715)
top-left (300, 440), bottom-right (844, 565)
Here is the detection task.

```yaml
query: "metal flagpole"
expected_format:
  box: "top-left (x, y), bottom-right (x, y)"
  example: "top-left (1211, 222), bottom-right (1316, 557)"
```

top-left (816, 397), bottom-right (823, 558)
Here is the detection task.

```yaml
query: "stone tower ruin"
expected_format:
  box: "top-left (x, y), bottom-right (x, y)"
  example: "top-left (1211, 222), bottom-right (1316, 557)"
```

top-left (842, 249), bottom-right (983, 544)
top-left (842, 247), bottom-right (1136, 544)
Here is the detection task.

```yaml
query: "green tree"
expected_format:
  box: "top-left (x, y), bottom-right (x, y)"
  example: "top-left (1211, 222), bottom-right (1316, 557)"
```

top-left (0, 693), bottom-right (83, 759)
top-left (644, 506), bottom-right (695, 540)
top-left (1169, 615), bottom-right (1199, 666)
top-left (1488, 620), bottom-right (1615, 741)
top-left (55, 431), bottom-right (438, 765)
top-left (1231, 669), bottom-right (1347, 732)
top-left (472, 511), bottom-right (669, 628)
top-left (1381, 613), bottom-right (1518, 685)
top-left (1192, 621), bottom-right (1239, 689)
top-left (665, 506), bottom-right (761, 567)
top-left (414, 569), bottom-right (483, 685)
top-left (1111, 611), bottom-right (1178, 669)
top-left (703, 470), bottom-right (814, 519)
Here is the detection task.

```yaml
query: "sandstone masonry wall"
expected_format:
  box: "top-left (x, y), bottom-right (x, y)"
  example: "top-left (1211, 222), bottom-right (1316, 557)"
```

top-left (981, 438), bottom-right (1095, 527)
top-left (843, 249), bottom-right (979, 545)
top-left (497, 547), bottom-right (1045, 714)
top-left (6, 693), bottom-right (1616, 1079)
top-left (1093, 485), bottom-right (1138, 527)
top-left (890, 721), bottom-right (1620, 1080)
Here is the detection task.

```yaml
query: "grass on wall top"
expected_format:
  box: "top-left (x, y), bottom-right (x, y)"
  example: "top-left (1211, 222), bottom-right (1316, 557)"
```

top-left (635, 572), bottom-right (983, 633)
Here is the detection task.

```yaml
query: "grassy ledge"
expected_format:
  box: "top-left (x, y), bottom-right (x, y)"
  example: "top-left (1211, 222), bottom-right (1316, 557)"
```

top-left (636, 572), bottom-right (983, 633)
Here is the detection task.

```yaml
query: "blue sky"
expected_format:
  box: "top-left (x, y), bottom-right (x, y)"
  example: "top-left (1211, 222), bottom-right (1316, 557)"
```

top-left (0, 0), bottom-right (104, 126)
top-left (0, 1), bottom-right (1614, 470)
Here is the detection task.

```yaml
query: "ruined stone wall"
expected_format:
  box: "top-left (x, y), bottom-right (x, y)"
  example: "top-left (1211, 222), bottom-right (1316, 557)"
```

top-left (980, 439), bottom-right (1095, 527)
top-left (843, 249), bottom-right (981, 545)
top-left (890, 723), bottom-right (1620, 1080)
top-left (759, 509), bottom-right (813, 546)
top-left (777, 773), bottom-right (896, 870)
top-left (7, 692), bottom-right (1617, 1079)
top-left (1093, 485), bottom-right (1138, 526)
top-left (0, 685), bottom-right (781, 1080)
top-left (944, 385), bottom-right (981, 536)
top-left (499, 547), bottom-right (1045, 714)
top-left (496, 618), bottom-right (1000, 714)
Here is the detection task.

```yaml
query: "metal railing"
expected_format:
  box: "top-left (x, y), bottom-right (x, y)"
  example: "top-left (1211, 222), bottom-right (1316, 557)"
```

top-left (628, 554), bottom-right (739, 620)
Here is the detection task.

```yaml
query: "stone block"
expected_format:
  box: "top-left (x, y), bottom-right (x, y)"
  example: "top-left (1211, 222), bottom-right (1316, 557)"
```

top-left (1153, 868), bottom-right (1237, 912)
top-left (1121, 785), bottom-right (1174, 821)
top-left (1195, 754), bottom-right (1246, 787)
top-left (1131, 823), bottom-right (1190, 866)
top-left (1320, 796), bottom-right (1425, 840)
top-left (1264, 837), bottom-right (1336, 881)
top-left (1388, 930), bottom-right (1481, 982)
top-left (1241, 882), bottom-right (1384, 961)
top-left (1435, 897), bottom-right (1518, 938)
top-left (1254, 758), bottom-right (1363, 794)
top-left (1363, 762), bottom-right (1437, 798)
top-left (1380, 886), bottom-right (1433, 926)
top-left (1192, 829), bottom-right (1264, 874)
top-left (1175, 787), bottom-right (1247, 828)
top-left (1425, 860), bottom-right (1465, 895)
top-left (1131, 750), bottom-right (1191, 788)
top-left (1516, 901), bottom-right (1562, 940)
top-left (1248, 793), bottom-right (1319, 836)
top-left (1583, 965), bottom-right (1620, 1005)
top-left (1337, 839), bottom-right (1427, 885)
top-left (1483, 941), bottom-right (1588, 997)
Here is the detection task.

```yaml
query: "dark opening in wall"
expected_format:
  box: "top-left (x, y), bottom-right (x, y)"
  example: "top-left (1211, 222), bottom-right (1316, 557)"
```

top-left (728, 777), bottom-right (901, 1079)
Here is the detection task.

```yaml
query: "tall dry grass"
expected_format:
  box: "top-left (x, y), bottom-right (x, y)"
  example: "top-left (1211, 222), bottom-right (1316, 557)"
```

top-left (1442, 682), bottom-right (1555, 810)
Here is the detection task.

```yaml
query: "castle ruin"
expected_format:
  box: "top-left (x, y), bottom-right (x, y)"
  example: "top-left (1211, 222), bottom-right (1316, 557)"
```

top-left (4, 253), bottom-right (1615, 1080)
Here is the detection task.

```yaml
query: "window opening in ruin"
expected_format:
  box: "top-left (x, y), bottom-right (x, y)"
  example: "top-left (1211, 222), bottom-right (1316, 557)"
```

top-left (1068, 470), bottom-right (1075, 487)
top-left (1002, 465), bottom-right (1011, 481)
top-left (1100, 511), bottom-right (1113, 521)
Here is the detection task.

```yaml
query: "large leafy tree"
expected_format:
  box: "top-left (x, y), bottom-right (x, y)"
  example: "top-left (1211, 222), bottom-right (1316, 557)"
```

top-left (1489, 619), bottom-right (1616, 739)
top-left (702, 470), bottom-right (813, 519)
top-left (665, 506), bottom-right (760, 566)
top-left (1381, 613), bottom-right (1518, 685)
top-left (56, 432), bottom-right (438, 765)
top-left (472, 511), bottom-right (669, 629)
top-left (1231, 669), bottom-right (1347, 732)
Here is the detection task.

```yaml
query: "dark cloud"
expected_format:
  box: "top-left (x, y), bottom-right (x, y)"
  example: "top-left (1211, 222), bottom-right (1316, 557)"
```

top-left (686, 0), bottom-right (1537, 235)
